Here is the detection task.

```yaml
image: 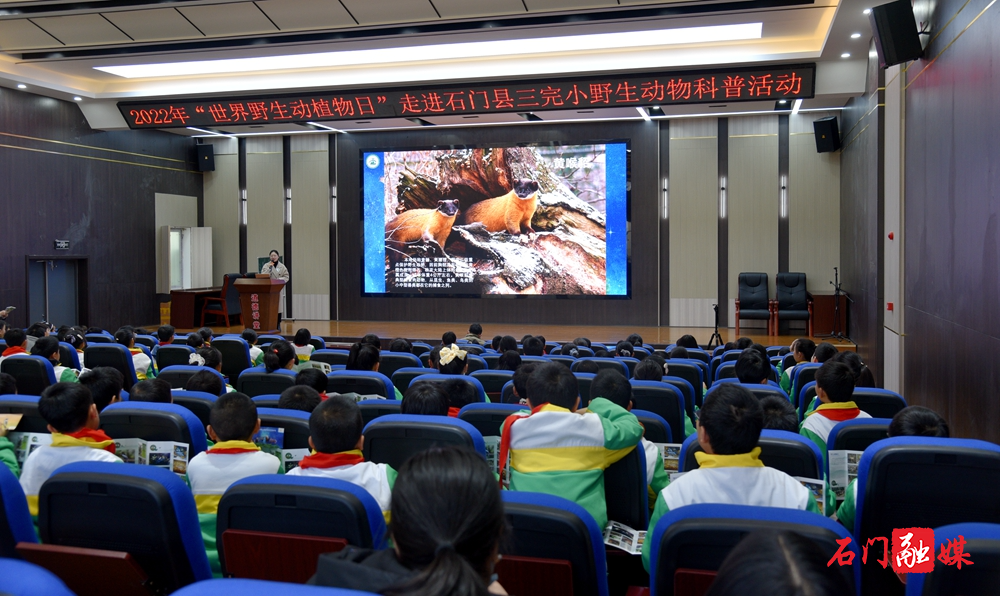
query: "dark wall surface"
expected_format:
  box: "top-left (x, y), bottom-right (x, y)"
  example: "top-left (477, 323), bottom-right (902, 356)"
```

top-left (904, 0), bottom-right (1000, 442)
top-left (0, 89), bottom-right (202, 330)
top-left (839, 43), bottom-right (884, 384)
top-left (336, 122), bottom-right (659, 326)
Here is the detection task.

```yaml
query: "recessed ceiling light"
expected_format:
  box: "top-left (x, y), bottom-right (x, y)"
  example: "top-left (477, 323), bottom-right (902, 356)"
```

top-left (841, 53), bottom-right (851, 58)
top-left (73, 96), bottom-right (82, 101)
top-left (851, 32), bottom-right (862, 39)
top-left (16, 84), bottom-right (26, 89)
top-left (778, 100), bottom-right (787, 104)
top-left (863, 8), bottom-right (871, 14)
top-left (94, 22), bottom-right (764, 79)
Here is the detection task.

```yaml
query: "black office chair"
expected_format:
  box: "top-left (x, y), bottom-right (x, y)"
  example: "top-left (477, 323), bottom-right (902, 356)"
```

top-left (774, 272), bottom-right (813, 336)
top-left (735, 272), bottom-right (771, 336)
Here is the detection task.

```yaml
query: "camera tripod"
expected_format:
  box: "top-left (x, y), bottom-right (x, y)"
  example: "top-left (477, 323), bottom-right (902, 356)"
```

top-left (707, 303), bottom-right (723, 349)
top-left (817, 267), bottom-right (853, 342)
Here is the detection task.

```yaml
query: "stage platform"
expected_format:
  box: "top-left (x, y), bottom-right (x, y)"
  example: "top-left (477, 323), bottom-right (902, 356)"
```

top-left (173, 320), bottom-right (857, 350)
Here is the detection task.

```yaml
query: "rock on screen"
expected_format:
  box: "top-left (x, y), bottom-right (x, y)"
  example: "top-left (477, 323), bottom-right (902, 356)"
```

top-left (362, 143), bottom-right (629, 296)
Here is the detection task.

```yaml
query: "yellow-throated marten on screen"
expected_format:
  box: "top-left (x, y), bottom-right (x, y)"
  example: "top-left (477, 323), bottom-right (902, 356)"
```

top-left (462, 179), bottom-right (540, 236)
top-left (386, 199), bottom-right (460, 253)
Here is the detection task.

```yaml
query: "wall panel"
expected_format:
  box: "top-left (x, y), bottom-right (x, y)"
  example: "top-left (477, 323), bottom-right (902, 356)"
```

top-left (291, 134), bottom-right (331, 319)
top-left (246, 136), bottom-right (284, 279)
top-left (203, 138), bottom-right (240, 279)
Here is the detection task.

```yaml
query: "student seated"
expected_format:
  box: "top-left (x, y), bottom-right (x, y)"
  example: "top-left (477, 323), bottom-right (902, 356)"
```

top-left (464, 323), bottom-right (487, 346)
top-left (779, 338), bottom-right (815, 394)
top-left (152, 325), bottom-right (175, 359)
top-left (590, 369), bottom-right (669, 502)
top-left (78, 367), bottom-right (124, 411)
top-left (263, 340), bottom-right (297, 373)
top-left (346, 342), bottom-right (404, 399)
top-left (734, 337), bottom-right (753, 351)
top-left (626, 333), bottom-right (644, 349)
top-left (278, 385), bottom-right (322, 413)
top-left (498, 335), bottom-right (518, 353)
top-left (187, 392), bottom-right (281, 574)
top-left (400, 381), bottom-right (450, 416)
top-left (241, 329), bottom-right (263, 366)
top-left (614, 341), bottom-right (634, 358)
top-left (641, 383), bottom-right (819, 571)
top-left (799, 361), bottom-right (870, 457)
top-left (497, 350), bottom-right (521, 371)
top-left (735, 349), bottom-right (769, 385)
top-left (501, 363), bottom-right (643, 528)
top-left (197, 327), bottom-right (214, 346)
top-left (633, 358), bottom-right (664, 381)
top-left (130, 378), bottom-right (173, 403)
top-left (812, 342), bottom-right (839, 363)
top-left (437, 345), bottom-right (469, 375)
top-left (293, 328), bottom-right (315, 363)
top-left (115, 328), bottom-right (156, 380)
top-left (668, 346), bottom-right (689, 360)
top-left (189, 347), bottom-right (233, 392)
top-left (361, 334), bottom-right (381, 350)
top-left (25, 322), bottom-right (51, 352)
top-left (573, 337), bottom-right (592, 349)
top-left (186, 333), bottom-right (204, 350)
top-left (560, 343), bottom-right (582, 357)
top-left (760, 395), bottom-right (798, 432)
top-left (60, 328), bottom-right (88, 364)
top-left (675, 334), bottom-right (699, 349)
top-left (309, 447), bottom-right (505, 595)
top-left (522, 336), bottom-right (544, 356)
top-left (490, 335), bottom-right (503, 351)
top-left (505, 362), bottom-right (539, 405)
top-left (295, 368), bottom-right (329, 400)
top-left (30, 336), bottom-right (80, 383)
top-left (388, 337), bottom-right (412, 353)
top-left (594, 349), bottom-right (611, 358)
top-left (441, 377), bottom-right (478, 416)
top-left (0, 372), bottom-right (15, 395)
top-left (0, 328), bottom-right (28, 365)
top-left (288, 395), bottom-right (396, 521)
top-left (442, 331), bottom-right (458, 346)
top-left (835, 406), bottom-right (949, 531)
top-left (19, 383), bottom-right (123, 513)
top-left (830, 350), bottom-right (876, 388)
top-left (185, 370), bottom-right (225, 397)
top-left (0, 373), bottom-right (20, 475)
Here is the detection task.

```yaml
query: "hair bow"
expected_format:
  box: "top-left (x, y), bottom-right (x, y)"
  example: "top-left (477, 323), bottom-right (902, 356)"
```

top-left (438, 344), bottom-right (468, 366)
top-left (189, 353), bottom-right (206, 366)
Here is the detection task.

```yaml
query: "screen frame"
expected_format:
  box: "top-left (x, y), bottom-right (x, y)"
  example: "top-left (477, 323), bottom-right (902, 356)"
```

top-left (359, 139), bottom-right (632, 300)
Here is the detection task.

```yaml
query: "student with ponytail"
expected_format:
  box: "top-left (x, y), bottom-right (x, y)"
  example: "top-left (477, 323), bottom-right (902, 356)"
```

top-left (347, 342), bottom-right (404, 399)
top-left (310, 446), bottom-right (507, 596)
top-left (115, 327), bottom-right (156, 380)
top-left (437, 345), bottom-right (468, 375)
top-left (262, 340), bottom-right (297, 373)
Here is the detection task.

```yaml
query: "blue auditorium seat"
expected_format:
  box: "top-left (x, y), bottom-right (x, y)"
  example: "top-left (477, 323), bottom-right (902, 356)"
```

top-left (0, 394), bottom-right (47, 432)
top-left (471, 369), bottom-right (515, 398)
top-left (237, 366), bottom-right (297, 397)
top-left (173, 579), bottom-right (379, 595)
top-left (826, 416), bottom-right (891, 455)
top-left (0, 356), bottom-right (57, 396)
top-left (629, 380), bottom-right (686, 442)
top-left (457, 402), bottom-right (526, 438)
top-left (905, 522), bottom-right (1000, 596)
top-left (0, 465), bottom-right (37, 558)
top-left (257, 408), bottom-right (311, 449)
top-left (409, 373), bottom-right (487, 403)
top-left (250, 394), bottom-right (281, 408)
top-left (158, 365), bottom-right (226, 392)
top-left (100, 401), bottom-right (208, 456)
top-left (211, 337), bottom-right (254, 379)
top-left (57, 342), bottom-right (82, 371)
top-left (310, 349), bottom-right (350, 367)
top-left (357, 399), bottom-right (402, 426)
top-left (377, 352), bottom-right (422, 379)
top-left (83, 344), bottom-right (139, 389)
top-left (327, 370), bottom-right (395, 398)
top-left (571, 358), bottom-right (628, 376)
top-left (631, 409), bottom-right (672, 443)
top-left (362, 414), bottom-right (485, 469)
top-left (171, 390), bottom-right (219, 429)
top-left (157, 345), bottom-right (196, 370)
top-left (0, 558), bottom-right (75, 596)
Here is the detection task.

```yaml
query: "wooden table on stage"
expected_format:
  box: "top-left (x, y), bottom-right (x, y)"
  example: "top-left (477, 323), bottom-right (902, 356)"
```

top-left (170, 287), bottom-right (222, 329)
top-left (811, 292), bottom-right (849, 337)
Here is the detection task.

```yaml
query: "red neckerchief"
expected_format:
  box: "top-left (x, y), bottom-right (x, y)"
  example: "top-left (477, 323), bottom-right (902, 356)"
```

top-left (297, 450), bottom-right (365, 470)
top-left (448, 407), bottom-right (461, 418)
top-left (158, 341), bottom-right (171, 346)
top-left (816, 407), bottom-right (862, 422)
top-left (2, 346), bottom-right (26, 357)
top-left (66, 428), bottom-right (117, 454)
top-left (319, 392), bottom-right (329, 401)
top-left (497, 402), bottom-right (547, 488)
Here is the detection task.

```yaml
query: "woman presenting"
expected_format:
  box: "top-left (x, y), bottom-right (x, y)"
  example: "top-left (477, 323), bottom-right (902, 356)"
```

top-left (261, 249), bottom-right (289, 323)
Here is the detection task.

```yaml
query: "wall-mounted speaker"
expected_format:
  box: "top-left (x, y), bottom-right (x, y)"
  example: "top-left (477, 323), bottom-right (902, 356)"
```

top-left (813, 117), bottom-right (841, 153)
top-left (869, 0), bottom-right (923, 67)
top-left (196, 144), bottom-right (215, 172)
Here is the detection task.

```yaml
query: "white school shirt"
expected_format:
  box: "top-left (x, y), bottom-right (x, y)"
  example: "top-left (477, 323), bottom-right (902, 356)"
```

top-left (287, 461), bottom-right (394, 514)
top-left (660, 464), bottom-right (812, 512)
top-left (187, 449), bottom-right (281, 513)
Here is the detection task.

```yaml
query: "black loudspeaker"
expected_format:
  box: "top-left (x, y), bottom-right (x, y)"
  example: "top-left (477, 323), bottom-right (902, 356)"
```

top-left (196, 144), bottom-right (215, 172)
top-left (869, 0), bottom-right (923, 67)
top-left (813, 117), bottom-right (841, 153)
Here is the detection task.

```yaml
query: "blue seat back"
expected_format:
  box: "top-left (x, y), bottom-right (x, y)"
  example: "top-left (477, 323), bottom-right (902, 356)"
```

top-left (0, 395), bottom-right (46, 433)
top-left (237, 367), bottom-right (297, 397)
top-left (212, 338), bottom-right (253, 379)
top-left (603, 445), bottom-right (648, 530)
top-left (648, 503), bottom-right (858, 596)
top-left (40, 461), bottom-right (212, 591)
top-left (250, 394), bottom-right (281, 408)
top-left (57, 342), bottom-right (82, 370)
top-left (134, 335), bottom-right (157, 349)
top-left (217, 475), bottom-right (388, 574)
top-left (501, 491), bottom-right (609, 596)
top-left (390, 367), bottom-right (432, 394)
top-left (357, 399), bottom-right (402, 427)
top-left (173, 579), bottom-right (380, 595)
top-left (904, 523), bottom-right (1000, 596)
top-left (378, 352), bottom-right (422, 380)
top-left (465, 354), bottom-right (488, 373)
top-left (158, 365), bottom-right (226, 393)
top-left (545, 355), bottom-right (576, 369)
top-left (362, 414), bottom-right (486, 470)
top-left (827, 417), bottom-right (891, 454)
top-left (631, 409), bottom-right (672, 443)
top-left (0, 465), bottom-right (37, 558)
top-left (571, 358), bottom-right (628, 376)
top-left (706, 381), bottom-right (790, 403)
top-left (790, 363), bottom-right (821, 408)
top-left (851, 387), bottom-right (908, 419)
top-left (84, 344), bottom-right (138, 389)
top-left (616, 357), bottom-right (640, 377)
top-left (663, 360), bottom-right (704, 406)
top-left (410, 342), bottom-right (432, 356)
top-left (457, 403), bottom-right (525, 437)
top-left (310, 349), bottom-right (350, 367)
top-left (629, 380), bottom-right (686, 442)
top-left (85, 333), bottom-right (112, 344)
top-left (409, 373), bottom-right (487, 403)
top-left (256, 408), bottom-right (311, 450)
top-left (1, 356), bottom-right (57, 396)
top-left (573, 372), bottom-right (597, 408)
top-left (470, 370), bottom-right (514, 396)
top-left (481, 353), bottom-right (500, 369)
top-left (157, 345), bottom-right (196, 370)
top-left (100, 401), bottom-right (208, 456)
top-left (327, 370), bottom-right (394, 399)
top-left (856, 437), bottom-right (1000, 595)
top-left (0, 558), bottom-right (75, 596)
top-left (660, 376), bottom-right (696, 420)
top-left (500, 380), bottom-right (518, 404)
top-left (680, 430), bottom-right (822, 479)
top-left (171, 391), bottom-right (219, 430)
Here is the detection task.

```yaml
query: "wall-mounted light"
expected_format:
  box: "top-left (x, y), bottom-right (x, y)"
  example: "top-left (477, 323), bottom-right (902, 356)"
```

top-left (239, 189), bottom-right (247, 225)
top-left (780, 174), bottom-right (788, 218)
top-left (720, 176), bottom-right (728, 219)
top-left (661, 177), bottom-right (669, 220)
top-left (285, 188), bottom-right (292, 225)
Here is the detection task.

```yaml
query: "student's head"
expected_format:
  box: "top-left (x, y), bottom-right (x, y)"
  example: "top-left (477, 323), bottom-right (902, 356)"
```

top-left (814, 361), bottom-right (855, 404)
top-left (560, 343), bottom-right (581, 357)
top-left (192, 347), bottom-right (222, 371)
top-left (791, 338), bottom-right (816, 362)
top-left (591, 369), bottom-right (632, 410)
top-left (114, 327), bottom-right (135, 348)
top-left (361, 334), bottom-right (382, 349)
top-left (522, 336), bottom-right (544, 356)
top-left (698, 384), bottom-right (762, 455)
top-left (309, 394), bottom-right (364, 453)
top-left (346, 342), bottom-right (380, 372)
top-left (498, 350), bottom-right (521, 371)
top-left (511, 362), bottom-right (539, 403)
top-left (614, 341), bottom-right (634, 358)
top-left (441, 378), bottom-right (478, 411)
top-left (389, 337), bottom-right (412, 353)
top-left (735, 337), bottom-right (753, 351)
top-left (575, 360), bottom-right (600, 374)
top-left (889, 406), bottom-right (950, 438)
top-left (185, 370), bottom-right (225, 396)
top-left (490, 335), bottom-right (502, 351)
top-left (39, 383), bottom-right (98, 433)
top-left (750, 343), bottom-right (768, 360)
top-left (295, 368), bottom-right (328, 394)
top-left (428, 345), bottom-right (443, 370)
top-left (705, 530), bottom-right (853, 596)
top-left (812, 342), bottom-right (839, 363)
top-left (830, 351), bottom-right (876, 388)
top-left (594, 349), bottom-right (610, 358)
top-left (402, 381), bottom-right (450, 416)
top-left (388, 447), bottom-right (505, 596)
top-left (626, 333), bottom-right (644, 348)
top-left (0, 320), bottom-right (7, 336)
top-left (0, 372), bottom-right (16, 396)
top-left (526, 363), bottom-right (578, 410)
top-left (573, 337), bottom-right (592, 348)
top-left (208, 392), bottom-right (260, 443)
top-left (240, 328), bottom-right (258, 346)
top-left (197, 327), bottom-right (214, 343)
top-left (442, 331), bottom-right (457, 346)
top-left (61, 329), bottom-right (86, 351)
top-left (735, 349), bottom-right (769, 384)
top-left (263, 340), bottom-right (297, 373)
top-left (29, 336), bottom-right (60, 361)
top-left (669, 346), bottom-right (689, 360)
top-left (535, 335), bottom-right (546, 348)
top-left (468, 323), bottom-right (483, 337)
top-left (676, 334), bottom-right (699, 349)
top-left (130, 378), bottom-right (173, 403)
top-left (633, 358), bottom-right (663, 381)
top-left (498, 335), bottom-right (518, 353)
top-left (759, 395), bottom-right (798, 432)
top-left (278, 385), bottom-right (322, 413)
top-left (437, 345), bottom-right (468, 375)
top-left (27, 322), bottom-right (50, 338)
top-left (723, 342), bottom-right (736, 352)
top-left (293, 328), bottom-right (311, 347)
top-left (78, 367), bottom-right (124, 411)
top-left (186, 333), bottom-right (204, 349)
top-left (157, 325), bottom-right (176, 342)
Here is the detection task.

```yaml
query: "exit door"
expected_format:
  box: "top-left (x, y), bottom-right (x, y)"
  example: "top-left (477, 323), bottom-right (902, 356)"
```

top-left (27, 259), bottom-right (80, 327)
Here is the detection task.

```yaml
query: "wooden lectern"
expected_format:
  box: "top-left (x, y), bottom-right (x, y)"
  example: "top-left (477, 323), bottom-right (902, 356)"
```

top-left (234, 278), bottom-right (284, 333)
